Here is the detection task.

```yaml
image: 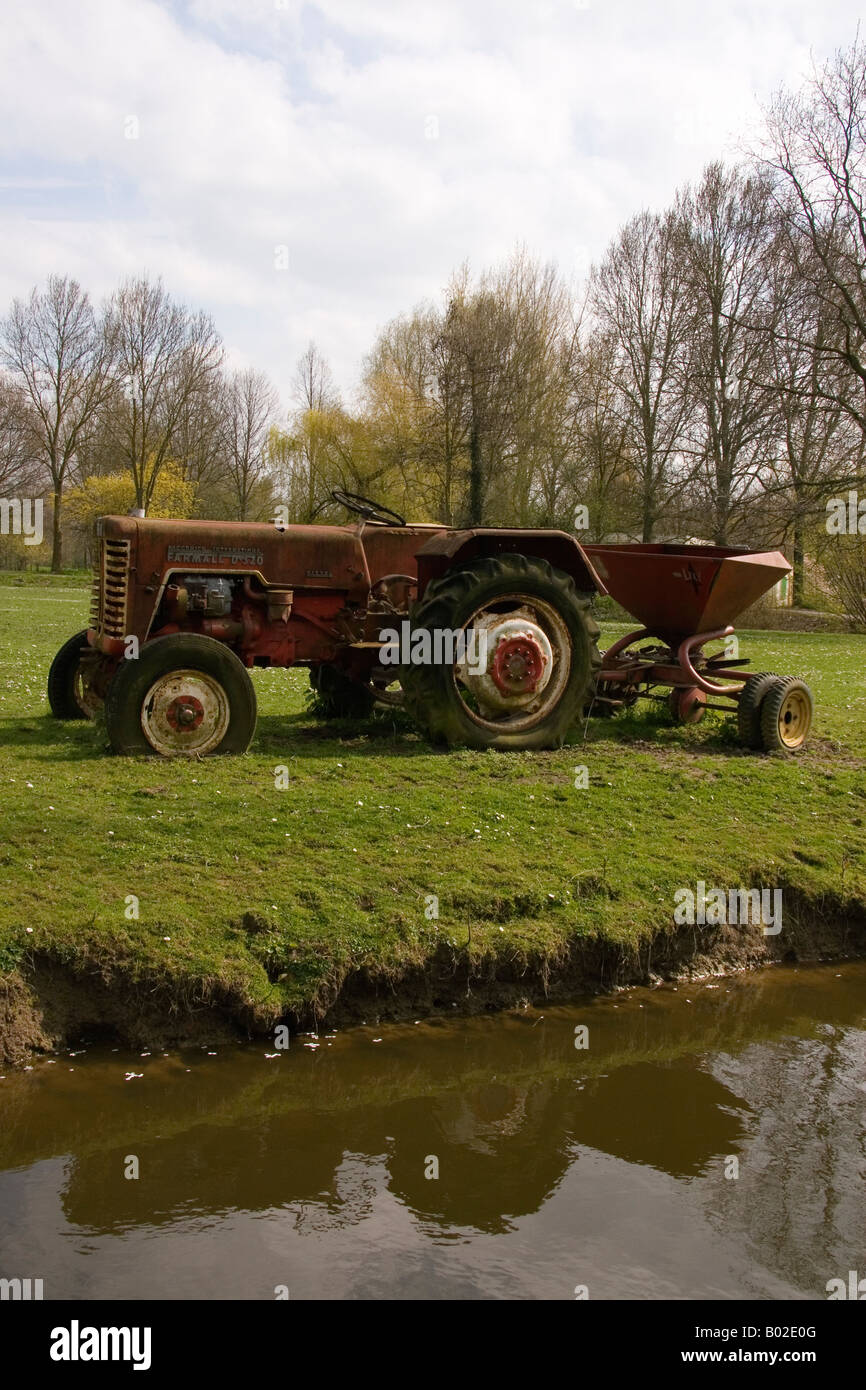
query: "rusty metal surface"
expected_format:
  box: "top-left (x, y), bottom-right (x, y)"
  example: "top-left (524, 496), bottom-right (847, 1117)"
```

top-left (583, 543), bottom-right (790, 643)
top-left (92, 516), bottom-right (455, 661)
top-left (416, 528), bottom-right (608, 595)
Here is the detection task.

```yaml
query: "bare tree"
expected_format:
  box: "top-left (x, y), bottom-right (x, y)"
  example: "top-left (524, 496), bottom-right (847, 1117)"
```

top-left (0, 372), bottom-right (41, 495)
top-left (171, 373), bottom-right (231, 514)
top-left (294, 341), bottom-right (338, 414)
top-left (590, 210), bottom-right (694, 540)
top-left (104, 276), bottom-right (223, 511)
top-left (676, 163), bottom-right (782, 543)
top-left (571, 330), bottom-right (637, 540)
top-left (286, 342), bottom-right (342, 518)
top-left (763, 37), bottom-right (866, 432)
top-left (759, 248), bottom-right (863, 602)
top-left (221, 367), bottom-right (279, 519)
top-left (1, 275), bottom-right (112, 569)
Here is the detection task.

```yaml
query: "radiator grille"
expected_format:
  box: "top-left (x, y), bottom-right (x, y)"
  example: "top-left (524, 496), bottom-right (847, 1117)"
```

top-left (91, 538), bottom-right (131, 640)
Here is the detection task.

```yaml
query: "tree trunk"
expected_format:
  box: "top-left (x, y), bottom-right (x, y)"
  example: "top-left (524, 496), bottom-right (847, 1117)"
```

top-left (792, 520), bottom-right (805, 607)
top-left (51, 487), bottom-right (63, 573)
top-left (468, 421), bottom-right (483, 526)
top-left (641, 484), bottom-right (654, 542)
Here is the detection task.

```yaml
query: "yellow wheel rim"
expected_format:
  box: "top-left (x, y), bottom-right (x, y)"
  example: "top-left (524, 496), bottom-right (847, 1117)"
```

top-left (777, 687), bottom-right (812, 749)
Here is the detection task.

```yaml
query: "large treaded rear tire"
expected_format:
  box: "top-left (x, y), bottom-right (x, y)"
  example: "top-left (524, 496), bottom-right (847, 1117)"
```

top-left (401, 553), bottom-right (601, 750)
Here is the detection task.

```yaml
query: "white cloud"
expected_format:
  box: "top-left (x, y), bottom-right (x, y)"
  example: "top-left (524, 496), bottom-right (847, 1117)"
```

top-left (0, 0), bottom-right (861, 410)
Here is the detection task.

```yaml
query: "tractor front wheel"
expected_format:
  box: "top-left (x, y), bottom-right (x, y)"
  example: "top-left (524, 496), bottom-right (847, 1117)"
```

top-left (48, 629), bottom-right (103, 720)
top-left (104, 634), bottom-right (257, 757)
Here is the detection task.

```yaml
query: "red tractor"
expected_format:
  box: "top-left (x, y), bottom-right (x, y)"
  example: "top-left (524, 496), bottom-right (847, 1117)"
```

top-left (47, 491), bottom-right (814, 757)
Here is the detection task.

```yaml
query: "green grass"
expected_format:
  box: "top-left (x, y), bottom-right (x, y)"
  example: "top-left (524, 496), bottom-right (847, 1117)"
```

top-left (1, 575), bottom-right (864, 1026)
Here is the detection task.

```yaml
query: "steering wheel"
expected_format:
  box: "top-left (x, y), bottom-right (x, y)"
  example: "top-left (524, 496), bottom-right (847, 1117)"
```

top-left (331, 489), bottom-right (405, 527)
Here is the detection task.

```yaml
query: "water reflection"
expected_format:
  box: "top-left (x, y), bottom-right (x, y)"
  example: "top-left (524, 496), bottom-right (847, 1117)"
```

top-left (0, 962), bottom-right (863, 1299)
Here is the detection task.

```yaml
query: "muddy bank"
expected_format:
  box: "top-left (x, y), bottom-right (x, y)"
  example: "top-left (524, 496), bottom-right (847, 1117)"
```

top-left (2, 895), bottom-right (865, 1067)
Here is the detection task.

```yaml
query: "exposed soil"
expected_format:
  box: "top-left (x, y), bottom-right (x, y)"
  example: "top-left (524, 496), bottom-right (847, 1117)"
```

top-left (2, 895), bottom-right (864, 1066)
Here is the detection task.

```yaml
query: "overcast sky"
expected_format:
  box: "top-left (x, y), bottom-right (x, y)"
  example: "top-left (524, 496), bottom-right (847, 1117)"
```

top-left (1, 0), bottom-right (863, 411)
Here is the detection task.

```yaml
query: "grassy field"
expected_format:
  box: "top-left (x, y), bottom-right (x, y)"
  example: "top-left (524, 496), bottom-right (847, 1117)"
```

top-left (0, 573), bottom-right (864, 1033)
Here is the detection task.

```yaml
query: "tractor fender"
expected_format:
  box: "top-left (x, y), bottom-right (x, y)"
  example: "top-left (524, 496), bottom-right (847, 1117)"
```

top-left (414, 529), bottom-right (608, 598)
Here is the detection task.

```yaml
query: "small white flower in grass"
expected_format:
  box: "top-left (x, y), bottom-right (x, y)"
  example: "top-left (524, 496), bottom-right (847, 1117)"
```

top-left (25, 927), bottom-right (33, 933)
top-left (108, 830), bottom-right (114, 836)
top-left (163, 936), bottom-right (171, 942)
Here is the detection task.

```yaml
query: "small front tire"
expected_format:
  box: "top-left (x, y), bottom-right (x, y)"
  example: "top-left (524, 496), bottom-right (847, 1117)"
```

top-left (48, 630), bottom-right (93, 720)
top-left (104, 634), bottom-right (257, 757)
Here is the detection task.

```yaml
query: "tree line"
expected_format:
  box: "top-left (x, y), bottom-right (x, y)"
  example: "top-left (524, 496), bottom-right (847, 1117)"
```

top-left (2, 38), bottom-right (866, 611)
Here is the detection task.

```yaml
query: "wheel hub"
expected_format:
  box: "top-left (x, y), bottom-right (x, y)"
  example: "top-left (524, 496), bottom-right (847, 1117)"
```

top-left (141, 670), bottom-right (229, 755)
top-left (457, 615), bottom-right (554, 714)
top-left (491, 634), bottom-right (547, 695)
top-left (167, 695), bottom-right (205, 730)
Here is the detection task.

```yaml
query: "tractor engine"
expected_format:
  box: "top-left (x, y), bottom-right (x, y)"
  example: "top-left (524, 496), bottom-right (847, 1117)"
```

top-left (164, 576), bottom-right (235, 620)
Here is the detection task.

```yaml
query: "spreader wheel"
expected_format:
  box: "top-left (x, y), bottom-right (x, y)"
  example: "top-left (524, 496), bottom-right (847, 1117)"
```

top-left (736, 672), bottom-right (779, 749)
top-left (104, 634), bottom-right (257, 757)
top-left (759, 677), bottom-right (814, 753)
top-left (668, 686), bottom-right (707, 724)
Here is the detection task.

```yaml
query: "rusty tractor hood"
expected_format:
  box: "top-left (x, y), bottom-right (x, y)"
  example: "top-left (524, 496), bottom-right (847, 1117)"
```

top-left (95, 514), bottom-right (455, 602)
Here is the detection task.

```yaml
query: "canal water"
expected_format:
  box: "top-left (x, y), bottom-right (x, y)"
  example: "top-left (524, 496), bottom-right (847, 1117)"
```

top-left (1, 962), bottom-right (864, 1300)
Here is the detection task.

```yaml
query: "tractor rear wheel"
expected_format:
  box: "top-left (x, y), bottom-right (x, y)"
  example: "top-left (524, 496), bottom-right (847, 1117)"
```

top-left (401, 554), bottom-right (601, 750)
top-left (309, 664), bottom-right (375, 719)
top-left (104, 634), bottom-right (257, 757)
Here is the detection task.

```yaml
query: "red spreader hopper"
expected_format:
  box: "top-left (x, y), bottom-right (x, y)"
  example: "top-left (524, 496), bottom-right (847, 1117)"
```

top-left (582, 543), bottom-right (791, 646)
top-left (580, 543), bottom-right (812, 752)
